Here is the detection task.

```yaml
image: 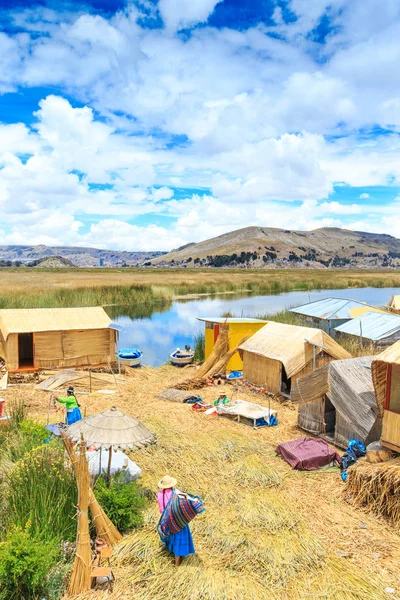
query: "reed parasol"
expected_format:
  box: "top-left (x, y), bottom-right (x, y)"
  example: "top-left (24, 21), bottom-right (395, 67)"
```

top-left (67, 406), bottom-right (156, 484)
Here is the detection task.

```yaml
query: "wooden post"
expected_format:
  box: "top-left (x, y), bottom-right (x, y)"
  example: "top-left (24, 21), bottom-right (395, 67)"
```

top-left (107, 446), bottom-right (113, 487)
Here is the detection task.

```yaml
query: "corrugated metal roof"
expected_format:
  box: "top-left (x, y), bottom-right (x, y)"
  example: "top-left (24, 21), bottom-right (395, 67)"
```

top-left (196, 317), bottom-right (267, 324)
top-left (290, 297), bottom-right (387, 320)
top-left (334, 311), bottom-right (400, 341)
top-left (238, 322), bottom-right (350, 378)
top-left (0, 307), bottom-right (113, 340)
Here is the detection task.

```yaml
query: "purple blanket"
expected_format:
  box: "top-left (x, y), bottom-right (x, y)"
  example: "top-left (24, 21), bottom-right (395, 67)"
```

top-left (276, 437), bottom-right (341, 471)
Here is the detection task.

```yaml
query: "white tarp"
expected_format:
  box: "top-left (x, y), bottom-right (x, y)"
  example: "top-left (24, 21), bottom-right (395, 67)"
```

top-left (87, 448), bottom-right (142, 482)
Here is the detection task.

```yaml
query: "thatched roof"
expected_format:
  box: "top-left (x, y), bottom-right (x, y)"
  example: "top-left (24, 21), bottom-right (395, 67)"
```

top-left (0, 307), bottom-right (114, 339)
top-left (238, 322), bottom-right (350, 378)
top-left (390, 295), bottom-right (400, 310)
top-left (372, 340), bottom-right (400, 417)
top-left (67, 407), bottom-right (156, 450)
top-left (291, 356), bottom-right (380, 442)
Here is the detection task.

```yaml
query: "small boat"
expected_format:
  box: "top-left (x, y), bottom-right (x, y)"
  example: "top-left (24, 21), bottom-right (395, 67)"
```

top-left (170, 346), bottom-right (194, 367)
top-left (117, 348), bottom-right (142, 367)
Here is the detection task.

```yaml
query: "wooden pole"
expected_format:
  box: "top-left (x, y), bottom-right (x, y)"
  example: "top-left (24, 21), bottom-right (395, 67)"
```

top-left (107, 446), bottom-right (113, 487)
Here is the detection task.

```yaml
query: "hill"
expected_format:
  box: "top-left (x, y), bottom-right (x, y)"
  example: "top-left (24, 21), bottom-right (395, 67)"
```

top-left (150, 226), bottom-right (400, 269)
top-left (0, 245), bottom-right (166, 267)
top-left (29, 256), bottom-right (77, 268)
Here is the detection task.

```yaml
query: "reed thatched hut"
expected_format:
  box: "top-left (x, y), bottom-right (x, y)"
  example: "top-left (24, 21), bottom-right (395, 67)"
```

top-left (291, 356), bottom-right (381, 449)
top-left (371, 341), bottom-right (400, 453)
top-left (238, 322), bottom-right (351, 395)
top-left (0, 307), bottom-right (118, 371)
top-left (388, 295), bottom-right (400, 315)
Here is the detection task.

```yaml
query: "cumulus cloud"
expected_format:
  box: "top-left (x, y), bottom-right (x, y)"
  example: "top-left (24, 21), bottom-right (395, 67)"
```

top-left (0, 0), bottom-right (400, 250)
top-left (158, 0), bottom-right (223, 31)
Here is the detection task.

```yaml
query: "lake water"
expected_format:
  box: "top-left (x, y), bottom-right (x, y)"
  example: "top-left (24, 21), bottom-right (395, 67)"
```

top-left (110, 287), bottom-right (399, 367)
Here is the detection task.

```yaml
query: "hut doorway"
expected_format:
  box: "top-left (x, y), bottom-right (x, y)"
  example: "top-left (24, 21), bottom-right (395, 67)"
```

top-left (18, 333), bottom-right (34, 368)
top-left (323, 397), bottom-right (336, 436)
top-left (281, 366), bottom-right (291, 395)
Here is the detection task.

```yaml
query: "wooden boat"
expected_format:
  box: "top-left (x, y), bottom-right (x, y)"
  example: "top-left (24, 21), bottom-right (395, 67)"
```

top-left (117, 348), bottom-right (142, 367)
top-left (170, 347), bottom-right (194, 367)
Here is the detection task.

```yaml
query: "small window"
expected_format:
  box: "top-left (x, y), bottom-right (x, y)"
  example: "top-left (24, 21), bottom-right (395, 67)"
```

top-left (205, 322), bottom-right (214, 330)
top-left (388, 365), bottom-right (400, 413)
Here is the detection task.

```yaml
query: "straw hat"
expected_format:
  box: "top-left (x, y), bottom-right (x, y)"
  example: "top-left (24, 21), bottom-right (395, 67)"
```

top-left (158, 475), bottom-right (177, 489)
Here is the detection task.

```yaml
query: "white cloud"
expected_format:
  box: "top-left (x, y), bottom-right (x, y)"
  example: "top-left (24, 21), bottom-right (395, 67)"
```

top-left (0, 1), bottom-right (400, 249)
top-left (158, 0), bottom-right (223, 32)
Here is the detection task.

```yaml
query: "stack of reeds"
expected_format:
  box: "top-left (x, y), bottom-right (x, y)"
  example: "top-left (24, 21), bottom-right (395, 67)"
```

top-left (67, 440), bottom-right (92, 596)
top-left (176, 326), bottom-right (249, 390)
top-left (346, 458), bottom-right (400, 526)
top-left (62, 432), bottom-right (122, 546)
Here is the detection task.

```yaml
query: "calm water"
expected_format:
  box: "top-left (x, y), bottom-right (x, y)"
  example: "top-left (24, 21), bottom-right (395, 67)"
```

top-left (110, 287), bottom-right (399, 367)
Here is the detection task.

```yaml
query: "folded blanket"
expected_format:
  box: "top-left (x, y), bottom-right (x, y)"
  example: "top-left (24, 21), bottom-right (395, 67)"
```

top-left (157, 492), bottom-right (205, 540)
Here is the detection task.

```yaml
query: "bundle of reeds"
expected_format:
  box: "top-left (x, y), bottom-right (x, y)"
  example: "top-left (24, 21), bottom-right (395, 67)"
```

top-left (62, 432), bottom-right (122, 546)
top-left (346, 458), bottom-right (400, 526)
top-left (175, 326), bottom-right (249, 390)
top-left (67, 440), bottom-right (92, 596)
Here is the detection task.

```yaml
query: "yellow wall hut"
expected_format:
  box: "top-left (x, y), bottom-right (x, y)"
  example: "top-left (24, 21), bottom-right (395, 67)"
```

top-left (197, 318), bottom-right (267, 371)
top-left (0, 307), bottom-right (118, 372)
top-left (372, 340), bottom-right (400, 453)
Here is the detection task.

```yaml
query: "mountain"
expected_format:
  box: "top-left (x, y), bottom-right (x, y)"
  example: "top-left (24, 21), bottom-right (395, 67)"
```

top-left (0, 245), bottom-right (166, 267)
top-left (149, 227), bottom-right (400, 269)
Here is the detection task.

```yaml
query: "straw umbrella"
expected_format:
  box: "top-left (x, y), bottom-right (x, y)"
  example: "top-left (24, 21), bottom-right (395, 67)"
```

top-left (67, 406), bottom-right (156, 485)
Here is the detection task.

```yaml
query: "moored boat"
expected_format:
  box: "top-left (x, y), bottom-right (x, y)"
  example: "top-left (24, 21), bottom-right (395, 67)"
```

top-left (117, 348), bottom-right (142, 367)
top-left (170, 346), bottom-right (194, 367)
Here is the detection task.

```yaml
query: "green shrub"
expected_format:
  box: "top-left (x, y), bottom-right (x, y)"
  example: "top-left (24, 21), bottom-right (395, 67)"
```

top-left (95, 472), bottom-right (146, 532)
top-left (7, 445), bottom-right (77, 542)
top-left (0, 527), bottom-right (59, 600)
top-left (45, 560), bottom-right (71, 600)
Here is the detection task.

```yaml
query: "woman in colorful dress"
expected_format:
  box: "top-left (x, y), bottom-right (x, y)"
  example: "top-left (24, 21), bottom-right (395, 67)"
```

top-left (157, 475), bottom-right (195, 566)
top-left (54, 386), bottom-right (82, 425)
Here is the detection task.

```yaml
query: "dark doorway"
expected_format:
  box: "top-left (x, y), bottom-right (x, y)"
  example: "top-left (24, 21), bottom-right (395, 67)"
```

top-left (324, 396), bottom-right (336, 436)
top-left (281, 366), bottom-right (291, 395)
top-left (18, 333), bottom-right (34, 368)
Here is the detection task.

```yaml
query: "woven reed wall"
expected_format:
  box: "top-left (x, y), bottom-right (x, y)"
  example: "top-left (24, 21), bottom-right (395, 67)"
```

top-left (242, 350), bottom-right (281, 391)
top-left (382, 410), bottom-right (400, 451)
top-left (297, 399), bottom-right (325, 435)
top-left (34, 328), bottom-right (115, 368)
top-left (4, 333), bottom-right (18, 370)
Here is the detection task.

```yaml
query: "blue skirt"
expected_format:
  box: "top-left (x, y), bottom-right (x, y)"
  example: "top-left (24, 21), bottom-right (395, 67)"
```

top-left (164, 525), bottom-right (195, 557)
top-left (66, 407), bottom-right (82, 426)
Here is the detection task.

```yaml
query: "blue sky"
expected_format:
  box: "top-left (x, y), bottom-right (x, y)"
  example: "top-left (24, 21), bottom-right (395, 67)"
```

top-left (0, 0), bottom-right (400, 250)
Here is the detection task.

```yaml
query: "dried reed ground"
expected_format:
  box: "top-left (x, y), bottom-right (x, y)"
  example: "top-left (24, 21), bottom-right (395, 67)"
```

top-left (8, 366), bottom-right (400, 600)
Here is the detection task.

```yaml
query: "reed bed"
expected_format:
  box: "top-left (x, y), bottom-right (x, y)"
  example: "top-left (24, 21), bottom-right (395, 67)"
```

top-left (0, 268), bottom-right (399, 309)
top-left (17, 366), bottom-right (399, 599)
top-left (345, 459), bottom-right (400, 526)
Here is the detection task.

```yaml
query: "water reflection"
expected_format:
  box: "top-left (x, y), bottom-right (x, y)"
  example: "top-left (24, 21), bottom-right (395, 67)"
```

top-left (107, 286), bottom-right (399, 367)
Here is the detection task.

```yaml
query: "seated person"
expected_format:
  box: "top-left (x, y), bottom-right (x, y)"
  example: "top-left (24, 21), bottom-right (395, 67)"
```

top-left (214, 392), bottom-right (230, 407)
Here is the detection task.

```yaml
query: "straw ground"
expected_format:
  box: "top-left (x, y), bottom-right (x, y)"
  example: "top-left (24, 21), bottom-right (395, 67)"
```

top-left (9, 366), bottom-right (400, 600)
